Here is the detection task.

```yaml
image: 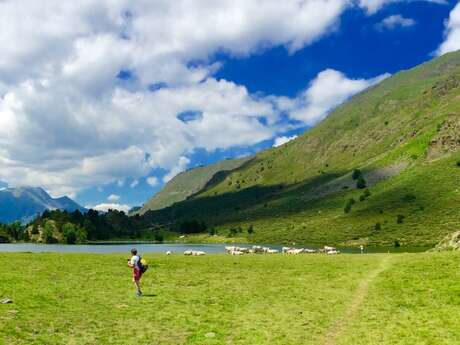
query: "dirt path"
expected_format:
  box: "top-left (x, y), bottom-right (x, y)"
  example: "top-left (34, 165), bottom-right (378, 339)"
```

top-left (322, 255), bottom-right (392, 345)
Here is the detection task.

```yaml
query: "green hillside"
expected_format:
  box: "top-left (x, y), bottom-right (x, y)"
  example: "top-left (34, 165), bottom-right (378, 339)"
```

top-left (144, 51), bottom-right (460, 247)
top-left (139, 157), bottom-right (252, 213)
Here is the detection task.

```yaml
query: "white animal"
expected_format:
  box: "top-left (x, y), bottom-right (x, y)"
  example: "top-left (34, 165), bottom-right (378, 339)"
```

top-left (282, 247), bottom-right (292, 253)
top-left (166, 251), bottom-right (172, 255)
top-left (225, 246), bottom-right (236, 253)
top-left (287, 248), bottom-right (304, 255)
top-left (230, 250), bottom-right (244, 255)
top-left (252, 246), bottom-right (265, 253)
top-left (267, 249), bottom-right (279, 254)
top-left (184, 250), bottom-right (206, 256)
top-left (304, 249), bottom-right (316, 254)
top-left (324, 246), bottom-right (336, 252)
top-left (326, 250), bottom-right (340, 255)
top-left (236, 247), bottom-right (250, 253)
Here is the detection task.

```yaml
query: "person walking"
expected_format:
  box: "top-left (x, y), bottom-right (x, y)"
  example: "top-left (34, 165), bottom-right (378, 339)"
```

top-left (128, 248), bottom-right (143, 296)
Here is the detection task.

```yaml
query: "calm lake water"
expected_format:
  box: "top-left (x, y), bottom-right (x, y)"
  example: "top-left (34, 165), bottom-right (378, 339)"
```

top-left (0, 243), bottom-right (431, 254)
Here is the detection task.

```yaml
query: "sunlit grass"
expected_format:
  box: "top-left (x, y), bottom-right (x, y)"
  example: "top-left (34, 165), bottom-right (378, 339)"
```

top-left (1, 252), bottom-right (460, 344)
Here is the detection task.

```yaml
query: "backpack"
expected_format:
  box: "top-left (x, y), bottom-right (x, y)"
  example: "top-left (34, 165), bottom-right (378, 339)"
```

top-left (138, 256), bottom-right (148, 273)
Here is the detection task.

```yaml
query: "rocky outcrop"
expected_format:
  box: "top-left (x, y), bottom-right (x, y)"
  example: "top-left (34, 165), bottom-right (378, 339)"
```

top-left (433, 231), bottom-right (460, 251)
top-left (427, 115), bottom-right (460, 160)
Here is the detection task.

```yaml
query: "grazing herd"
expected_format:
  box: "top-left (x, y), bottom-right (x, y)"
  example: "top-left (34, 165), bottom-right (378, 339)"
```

top-left (176, 245), bottom-right (340, 256)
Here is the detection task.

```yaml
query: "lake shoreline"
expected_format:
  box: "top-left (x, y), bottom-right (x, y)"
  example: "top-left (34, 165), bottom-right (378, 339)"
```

top-left (0, 242), bottom-right (432, 254)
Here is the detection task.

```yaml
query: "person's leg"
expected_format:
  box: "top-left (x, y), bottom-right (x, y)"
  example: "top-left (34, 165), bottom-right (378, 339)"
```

top-left (134, 279), bottom-right (142, 295)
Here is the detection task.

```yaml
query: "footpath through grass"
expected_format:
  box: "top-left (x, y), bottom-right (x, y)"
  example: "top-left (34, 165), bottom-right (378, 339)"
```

top-left (1, 252), bottom-right (460, 344)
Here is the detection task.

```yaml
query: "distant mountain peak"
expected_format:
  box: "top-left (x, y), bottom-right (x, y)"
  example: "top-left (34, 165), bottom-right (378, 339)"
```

top-left (0, 186), bottom-right (85, 224)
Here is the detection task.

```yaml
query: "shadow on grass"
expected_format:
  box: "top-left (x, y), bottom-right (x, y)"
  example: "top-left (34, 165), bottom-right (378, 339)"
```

top-left (141, 294), bottom-right (157, 297)
top-left (143, 171), bottom-right (347, 228)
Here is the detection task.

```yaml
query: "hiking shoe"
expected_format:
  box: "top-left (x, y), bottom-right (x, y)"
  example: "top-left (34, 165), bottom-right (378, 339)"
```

top-left (136, 291), bottom-right (142, 297)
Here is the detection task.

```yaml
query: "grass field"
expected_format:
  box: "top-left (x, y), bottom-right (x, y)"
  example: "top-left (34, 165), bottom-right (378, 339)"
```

top-left (1, 252), bottom-right (460, 345)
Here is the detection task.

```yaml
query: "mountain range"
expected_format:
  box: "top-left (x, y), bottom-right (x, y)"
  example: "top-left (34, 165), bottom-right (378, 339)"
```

top-left (141, 50), bottom-right (460, 246)
top-left (0, 187), bottom-right (85, 224)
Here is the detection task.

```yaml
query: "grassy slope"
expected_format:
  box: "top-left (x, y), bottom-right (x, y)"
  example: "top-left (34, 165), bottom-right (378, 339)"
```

top-left (139, 157), bottom-right (251, 214)
top-left (1, 252), bottom-right (460, 344)
top-left (145, 51), bottom-right (460, 246)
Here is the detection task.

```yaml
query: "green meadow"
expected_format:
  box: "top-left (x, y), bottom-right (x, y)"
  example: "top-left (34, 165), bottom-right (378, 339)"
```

top-left (1, 252), bottom-right (460, 345)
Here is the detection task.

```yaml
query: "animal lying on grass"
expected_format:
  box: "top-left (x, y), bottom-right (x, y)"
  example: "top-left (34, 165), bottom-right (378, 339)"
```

top-left (183, 250), bottom-right (206, 256)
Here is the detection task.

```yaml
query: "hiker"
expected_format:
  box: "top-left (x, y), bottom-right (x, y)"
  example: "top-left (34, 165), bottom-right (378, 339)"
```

top-left (128, 248), bottom-right (143, 296)
top-left (360, 245), bottom-right (364, 254)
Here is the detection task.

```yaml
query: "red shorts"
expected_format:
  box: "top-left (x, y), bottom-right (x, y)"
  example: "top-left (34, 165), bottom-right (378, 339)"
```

top-left (133, 268), bottom-right (142, 282)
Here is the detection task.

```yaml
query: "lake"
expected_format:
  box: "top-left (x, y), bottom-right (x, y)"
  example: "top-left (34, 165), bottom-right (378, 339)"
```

top-left (0, 243), bottom-right (431, 254)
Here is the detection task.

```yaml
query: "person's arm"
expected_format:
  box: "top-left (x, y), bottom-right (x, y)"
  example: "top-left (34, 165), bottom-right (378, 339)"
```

top-left (127, 257), bottom-right (134, 268)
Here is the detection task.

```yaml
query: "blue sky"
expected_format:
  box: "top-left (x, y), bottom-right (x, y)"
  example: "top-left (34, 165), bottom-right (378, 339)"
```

top-left (0, 0), bottom-right (458, 212)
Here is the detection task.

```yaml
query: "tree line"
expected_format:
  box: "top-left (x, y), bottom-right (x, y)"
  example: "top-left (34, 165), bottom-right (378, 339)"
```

top-left (0, 209), bottom-right (150, 244)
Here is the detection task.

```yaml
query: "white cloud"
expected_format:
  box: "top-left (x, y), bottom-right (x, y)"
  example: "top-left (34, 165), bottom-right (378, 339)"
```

top-left (376, 15), bottom-right (416, 31)
top-left (437, 2), bottom-right (460, 56)
top-left (163, 156), bottom-right (191, 183)
top-left (90, 203), bottom-right (131, 213)
top-left (279, 69), bottom-right (390, 126)
top-left (130, 179), bottom-right (139, 188)
top-left (107, 194), bottom-right (120, 202)
top-left (273, 135), bottom-right (298, 147)
top-left (358, 0), bottom-right (446, 15)
top-left (0, 0), bottom-right (409, 196)
top-left (146, 176), bottom-right (159, 187)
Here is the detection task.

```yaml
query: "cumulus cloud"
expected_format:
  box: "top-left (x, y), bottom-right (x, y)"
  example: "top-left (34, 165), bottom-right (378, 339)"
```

top-left (146, 176), bottom-right (159, 187)
top-left (376, 15), bottom-right (416, 31)
top-left (163, 156), bottom-right (191, 183)
top-left (273, 135), bottom-right (298, 147)
top-left (437, 2), bottom-right (460, 56)
top-left (90, 203), bottom-right (131, 213)
top-left (279, 69), bottom-right (390, 126)
top-left (0, 0), bottom-right (406, 196)
top-left (107, 194), bottom-right (120, 202)
top-left (358, 0), bottom-right (446, 15)
top-left (130, 179), bottom-right (139, 188)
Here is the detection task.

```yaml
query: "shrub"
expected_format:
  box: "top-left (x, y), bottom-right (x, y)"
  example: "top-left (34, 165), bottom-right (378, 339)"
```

top-left (396, 214), bottom-right (405, 224)
top-left (247, 225), bottom-right (254, 234)
top-left (457, 160), bottom-right (460, 167)
top-left (154, 232), bottom-right (164, 242)
top-left (228, 228), bottom-right (238, 237)
top-left (394, 240), bottom-right (401, 247)
top-left (356, 176), bottom-right (367, 189)
top-left (352, 169), bottom-right (362, 180)
top-left (374, 222), bottom-right (381, 231)
top-left (359, 195), bottom-right (366, 202)
top-left (363, 189), bottom-right (371, 198)
top-left (344, 198), bottom-right (356, 213)
top-left (402, 194), bottom-right (416, 202)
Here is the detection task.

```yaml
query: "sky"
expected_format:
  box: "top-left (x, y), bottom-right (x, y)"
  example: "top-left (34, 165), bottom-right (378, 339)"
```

top-left (0, 0), bottom-right (459, 212)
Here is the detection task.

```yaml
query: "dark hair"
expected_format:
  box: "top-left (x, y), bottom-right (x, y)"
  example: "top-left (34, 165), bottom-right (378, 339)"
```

top-left (131, 248), bottom-right (137, 255)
